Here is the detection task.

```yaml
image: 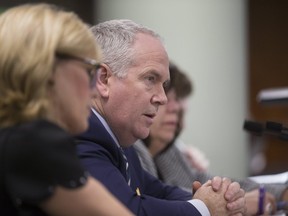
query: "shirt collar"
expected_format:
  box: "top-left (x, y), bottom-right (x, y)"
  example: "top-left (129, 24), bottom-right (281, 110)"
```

top-left (91, 108), bottom-right (121, 148)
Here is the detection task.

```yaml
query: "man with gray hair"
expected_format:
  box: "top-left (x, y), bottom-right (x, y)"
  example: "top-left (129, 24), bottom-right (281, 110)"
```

top-left (76, 19), bottom-right (246, 216)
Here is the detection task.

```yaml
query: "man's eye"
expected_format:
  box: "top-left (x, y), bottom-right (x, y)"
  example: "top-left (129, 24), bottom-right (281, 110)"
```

top-left (147, 75), bottom-right (156, 82)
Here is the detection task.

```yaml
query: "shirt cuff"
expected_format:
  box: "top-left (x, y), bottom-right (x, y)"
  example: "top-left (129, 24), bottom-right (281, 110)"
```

top-left (187, 199), bottom-right (211, 216)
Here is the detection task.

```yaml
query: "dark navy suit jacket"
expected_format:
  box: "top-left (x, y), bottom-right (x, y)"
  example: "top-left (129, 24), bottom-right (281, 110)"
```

top-left (76, 112), bottom-right (202, 216)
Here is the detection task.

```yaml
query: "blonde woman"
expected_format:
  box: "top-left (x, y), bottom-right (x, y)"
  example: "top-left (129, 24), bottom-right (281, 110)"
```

top-left (0, 4), bottom-right (133, 216)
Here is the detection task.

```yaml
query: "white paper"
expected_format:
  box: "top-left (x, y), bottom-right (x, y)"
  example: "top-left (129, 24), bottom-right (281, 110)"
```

top-left (249, 171), bottom-right (288, 184)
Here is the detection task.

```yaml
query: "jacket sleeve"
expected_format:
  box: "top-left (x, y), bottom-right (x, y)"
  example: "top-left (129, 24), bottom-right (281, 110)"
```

top-left (76, 140), bottom-right (202, 216)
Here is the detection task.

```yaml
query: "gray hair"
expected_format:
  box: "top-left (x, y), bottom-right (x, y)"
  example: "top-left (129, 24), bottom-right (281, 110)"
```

top-left (90, 19), bottom-right (163, 77)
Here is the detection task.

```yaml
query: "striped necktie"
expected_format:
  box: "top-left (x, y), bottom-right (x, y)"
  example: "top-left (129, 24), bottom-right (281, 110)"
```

top-left (119, 147), bottom-right (131, 186)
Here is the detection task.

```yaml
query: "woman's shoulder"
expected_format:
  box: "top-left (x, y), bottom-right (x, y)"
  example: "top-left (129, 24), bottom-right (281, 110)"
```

top-left (2, 119), bottom-right (72, 149)
top-left (19, 119), bottom-right (65, 134)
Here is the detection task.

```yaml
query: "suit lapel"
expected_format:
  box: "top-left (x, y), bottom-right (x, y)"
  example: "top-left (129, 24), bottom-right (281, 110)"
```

top-left (77, 112), bottom-right (128, 180)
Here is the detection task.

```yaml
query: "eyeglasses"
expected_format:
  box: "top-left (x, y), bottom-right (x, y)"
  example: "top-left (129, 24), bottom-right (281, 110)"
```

top-left (56, 53), bottom-right (101, 87)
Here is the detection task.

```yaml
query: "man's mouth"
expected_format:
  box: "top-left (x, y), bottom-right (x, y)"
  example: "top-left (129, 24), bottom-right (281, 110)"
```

top-left (144, 113), bottom-right (156, 119)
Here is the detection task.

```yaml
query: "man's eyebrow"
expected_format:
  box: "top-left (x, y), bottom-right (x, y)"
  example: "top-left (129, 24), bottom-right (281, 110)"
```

top-left (140, 70), bottom-right (159, 79)
top-left (147, 70), bottom-right (160, 76)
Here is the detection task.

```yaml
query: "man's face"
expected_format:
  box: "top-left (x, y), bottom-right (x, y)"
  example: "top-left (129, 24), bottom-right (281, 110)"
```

top-left (105, 33), bottom-right (170, 147)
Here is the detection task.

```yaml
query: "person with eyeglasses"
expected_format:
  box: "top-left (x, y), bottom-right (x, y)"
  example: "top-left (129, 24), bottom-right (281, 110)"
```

top-left (76, 19), bottom-right (247, 216)
top-left (0, 4), bottom-right (133, 216)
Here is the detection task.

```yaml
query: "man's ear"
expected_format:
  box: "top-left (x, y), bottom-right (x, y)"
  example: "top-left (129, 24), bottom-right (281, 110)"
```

top-left (95, 63), bottom-right (112, 98)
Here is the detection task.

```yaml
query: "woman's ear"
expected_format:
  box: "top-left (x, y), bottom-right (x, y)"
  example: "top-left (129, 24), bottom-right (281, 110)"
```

top-left (95, 63), bottom-right (112, 98)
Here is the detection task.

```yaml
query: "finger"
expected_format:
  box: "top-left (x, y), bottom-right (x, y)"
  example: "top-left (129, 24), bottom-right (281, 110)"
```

top-left (202, 179), bottom-right (212, 187)
top-left (227, 188), bottom-right (245, 204)
top-left (265, 192), bottom-right (277, 214)
top-left (221, 177), bottom-right (232, 193)
top-left (226, 196), bottom-right (246, 213)
top-left (211, 176), bottom-right (222, 191)
top-left (225, 181), bottom-right (241, 201)
top-left (264, 202), bottom-right (273, 215)
top-left (192, 181), bottom-right (202, 193)
top-left (227, 207), bottom-right (247, 216)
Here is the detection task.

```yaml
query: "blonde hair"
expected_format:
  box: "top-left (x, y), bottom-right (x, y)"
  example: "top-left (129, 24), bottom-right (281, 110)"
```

top-left (0, 3), bottom-right (101, 128)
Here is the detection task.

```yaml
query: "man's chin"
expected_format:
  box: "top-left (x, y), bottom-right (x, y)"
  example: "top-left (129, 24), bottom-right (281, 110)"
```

top-left (138, 130), bottom-right (150, 140)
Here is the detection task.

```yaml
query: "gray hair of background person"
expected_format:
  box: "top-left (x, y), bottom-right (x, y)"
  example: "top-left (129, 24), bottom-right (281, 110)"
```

top-left (90, 19), bottom-right (163, 78)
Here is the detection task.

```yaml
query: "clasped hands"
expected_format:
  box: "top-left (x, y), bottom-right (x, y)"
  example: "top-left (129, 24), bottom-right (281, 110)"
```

top-left (192, 176), bottom-right (246, 216)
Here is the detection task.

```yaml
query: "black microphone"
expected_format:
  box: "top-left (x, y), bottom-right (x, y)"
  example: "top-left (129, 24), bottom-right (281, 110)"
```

top-left (266, 121), bottom-right (288, 132)
top-left (243, 120), bottom-right (288, 141)
top-left (243, 120), bottom-right (263, 135)
top-left (265, 121), bottom-right (288, 140)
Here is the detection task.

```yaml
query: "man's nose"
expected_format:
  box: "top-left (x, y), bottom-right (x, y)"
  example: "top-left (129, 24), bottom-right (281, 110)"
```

top-left (151, 86), bottom-right (168, 105)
